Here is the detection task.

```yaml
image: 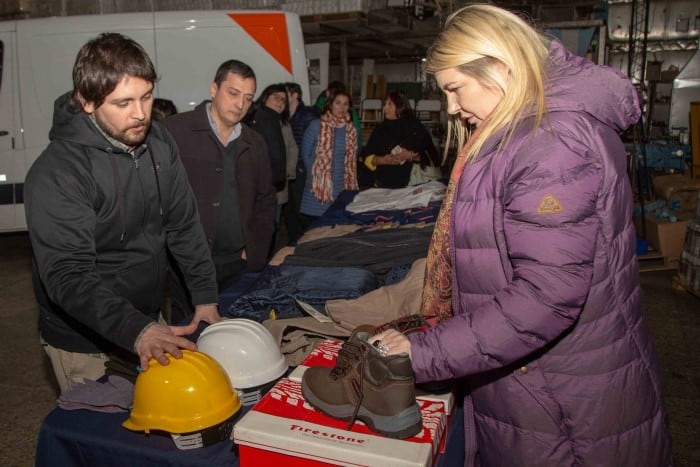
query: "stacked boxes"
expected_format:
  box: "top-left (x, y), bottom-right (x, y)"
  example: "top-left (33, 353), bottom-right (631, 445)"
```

top-left (635, 174), bottom-right (699, 266)
top-left (644, 215), bottom-right (690, 267)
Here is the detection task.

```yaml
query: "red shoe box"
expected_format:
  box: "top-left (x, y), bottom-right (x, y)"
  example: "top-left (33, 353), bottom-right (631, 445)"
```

top-left (233, 377), bottom-right (447, 467)
top-left (233, 339), bottom-right (455, 466)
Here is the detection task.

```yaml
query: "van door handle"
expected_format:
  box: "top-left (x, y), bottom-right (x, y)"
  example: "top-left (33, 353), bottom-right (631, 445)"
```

top-left (0, 131), bottom-right (9, 136)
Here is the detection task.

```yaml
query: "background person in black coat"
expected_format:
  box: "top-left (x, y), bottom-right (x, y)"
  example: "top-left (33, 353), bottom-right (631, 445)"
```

top-left (245, 84), bottom-right (288, 192)
top-left (245, 84), bottom-right (298, 254)
top-left (284, 82), bottom-right (318, 243)
top-left (359, 90), bottom-right (441, 189)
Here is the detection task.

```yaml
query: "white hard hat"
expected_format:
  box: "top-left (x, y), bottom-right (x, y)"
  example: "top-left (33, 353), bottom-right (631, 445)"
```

top-left (197, 319), bottom-right (287, 405)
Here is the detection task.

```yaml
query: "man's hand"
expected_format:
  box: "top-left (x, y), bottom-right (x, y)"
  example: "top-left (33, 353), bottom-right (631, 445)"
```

top-left (135, 323), bottom-right (197, 371)
top-left (170, 303), bottom-right (222, 339)
top-left (135, 305), bottom-right (221, 371)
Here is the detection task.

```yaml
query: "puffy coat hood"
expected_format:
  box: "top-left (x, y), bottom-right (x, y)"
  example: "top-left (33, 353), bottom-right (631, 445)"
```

top-left (545, 40), bottom-right (640, 132)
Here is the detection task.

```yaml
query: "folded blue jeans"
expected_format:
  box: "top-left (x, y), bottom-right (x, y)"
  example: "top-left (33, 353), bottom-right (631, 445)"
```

top-left (223, 265), bottom-right (379, 322)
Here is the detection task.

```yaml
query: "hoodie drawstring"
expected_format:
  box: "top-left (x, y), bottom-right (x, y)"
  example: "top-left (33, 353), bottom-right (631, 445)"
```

top-left (108, 151), bottom-right (128, 243)
top-left (108, 145), bottom-right (163, 244)
top-left (147, 144), bottom-right (163, 217)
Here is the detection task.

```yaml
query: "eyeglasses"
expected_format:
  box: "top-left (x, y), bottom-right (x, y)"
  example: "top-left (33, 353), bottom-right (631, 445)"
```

top-left (269, 94), bottom-right (286, 103)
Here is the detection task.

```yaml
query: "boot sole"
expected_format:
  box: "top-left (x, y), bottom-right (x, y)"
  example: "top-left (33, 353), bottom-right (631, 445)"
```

top-left (301, 378), bottom-right (423, 439)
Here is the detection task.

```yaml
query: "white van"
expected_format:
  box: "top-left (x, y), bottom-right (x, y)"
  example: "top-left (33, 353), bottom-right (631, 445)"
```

top-left (0, 10), bottom-right (310, 232)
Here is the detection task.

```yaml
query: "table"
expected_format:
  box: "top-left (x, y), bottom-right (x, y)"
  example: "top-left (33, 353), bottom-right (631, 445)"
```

top-left (36, 402), bottom-right (464, 466)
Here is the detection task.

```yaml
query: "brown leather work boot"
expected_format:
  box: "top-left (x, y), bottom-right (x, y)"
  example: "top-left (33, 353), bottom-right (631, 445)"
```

top-left (300, 330), bottom-right (422, 439)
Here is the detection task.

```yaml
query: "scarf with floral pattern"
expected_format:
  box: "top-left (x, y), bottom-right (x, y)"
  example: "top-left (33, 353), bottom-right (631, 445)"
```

top-left (311, 112), bottom-right (358, 203)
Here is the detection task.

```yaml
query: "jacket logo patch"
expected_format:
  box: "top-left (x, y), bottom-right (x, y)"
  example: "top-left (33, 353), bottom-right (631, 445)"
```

top-left (537, 194), bottom-right (563, 214)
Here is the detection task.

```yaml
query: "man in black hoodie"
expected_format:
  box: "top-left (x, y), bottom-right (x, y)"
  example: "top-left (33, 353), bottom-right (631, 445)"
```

top-left (24, 33), bottom-right (220, 392)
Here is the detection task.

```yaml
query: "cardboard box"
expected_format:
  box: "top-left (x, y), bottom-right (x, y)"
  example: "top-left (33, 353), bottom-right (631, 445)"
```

top-left (652, 174), bottom-right (700, 211)
top-left (233, 378), bottom-right (448, 467)
top-left (644, 215), bottom-right (689, 266)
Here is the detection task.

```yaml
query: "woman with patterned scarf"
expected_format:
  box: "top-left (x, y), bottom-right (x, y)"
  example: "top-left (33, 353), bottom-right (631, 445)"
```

top-left (298, 89), bottom-right (358, 229)
top-left (371, 4), bottom-right (671, 467)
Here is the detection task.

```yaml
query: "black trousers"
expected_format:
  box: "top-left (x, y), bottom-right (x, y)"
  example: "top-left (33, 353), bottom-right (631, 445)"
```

top-left (284, 170), bottom-right (306, 244)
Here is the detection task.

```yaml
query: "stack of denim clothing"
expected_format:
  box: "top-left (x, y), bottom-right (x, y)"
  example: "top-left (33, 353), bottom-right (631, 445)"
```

top-left (224, 265), bottom-right (379, 322)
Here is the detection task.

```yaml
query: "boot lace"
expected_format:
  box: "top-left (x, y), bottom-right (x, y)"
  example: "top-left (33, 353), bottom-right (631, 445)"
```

top-left (329, 339), bottom-right (363, 379)
top-left (330, 338), bottom-right (370, 431)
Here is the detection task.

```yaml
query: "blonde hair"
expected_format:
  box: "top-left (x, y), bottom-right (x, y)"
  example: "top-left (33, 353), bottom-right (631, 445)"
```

top-left (424, 4), bottom-right (549, 161)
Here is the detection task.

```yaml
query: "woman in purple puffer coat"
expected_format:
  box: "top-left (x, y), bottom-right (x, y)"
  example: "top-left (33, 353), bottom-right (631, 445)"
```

top-left (376, 4), bottom-right (672, 466)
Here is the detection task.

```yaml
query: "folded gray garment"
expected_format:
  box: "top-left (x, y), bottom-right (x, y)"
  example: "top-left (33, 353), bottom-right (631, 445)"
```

top-left (57, 375), bottom-right (134, 413)
top-left (263, 317), bottom-right (351, 366)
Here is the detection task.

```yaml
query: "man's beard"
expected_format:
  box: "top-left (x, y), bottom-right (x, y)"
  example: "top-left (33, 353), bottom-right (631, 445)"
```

top-left (94, 113), bottom-right (151, 147)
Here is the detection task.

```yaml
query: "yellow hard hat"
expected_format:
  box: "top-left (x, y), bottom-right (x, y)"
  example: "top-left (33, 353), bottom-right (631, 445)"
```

top-left (123, 350), bottom-right (241, 435)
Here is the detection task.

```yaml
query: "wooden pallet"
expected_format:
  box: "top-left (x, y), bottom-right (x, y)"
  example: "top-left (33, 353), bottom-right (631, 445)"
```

top-left (637, 252), bottom-right (678, 272)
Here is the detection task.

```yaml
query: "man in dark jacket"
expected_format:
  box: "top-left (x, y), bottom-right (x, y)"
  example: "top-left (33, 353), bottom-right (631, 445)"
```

top-left (163, 60), bottom-right (276, 321)
top-left (284, 82), bottom-right (318, 243)
top-left (24, 33), bottom-right (220, 392)
top-left (285, 82), bottom-right (318, 149)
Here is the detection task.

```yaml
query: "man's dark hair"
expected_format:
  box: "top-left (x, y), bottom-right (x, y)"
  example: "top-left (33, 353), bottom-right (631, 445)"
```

top-left (284, 82), bottom-right (303, 102)
top-left (152, 98), bottom-right (178, 121)
top-left (71, 32), bottom-right (157, 110)
top-left (214, 59), bottom-right (256, 87)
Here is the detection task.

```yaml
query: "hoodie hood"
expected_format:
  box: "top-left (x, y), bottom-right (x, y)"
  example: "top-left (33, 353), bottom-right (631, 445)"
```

top-left (49, 92), bottom-right (125, 152)
top-left (545, 40), bottom-right (640, 132)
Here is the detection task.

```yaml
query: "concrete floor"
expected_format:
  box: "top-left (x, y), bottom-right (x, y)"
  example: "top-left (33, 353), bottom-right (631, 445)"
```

top-left (0, 231), bottom-right (699, 466)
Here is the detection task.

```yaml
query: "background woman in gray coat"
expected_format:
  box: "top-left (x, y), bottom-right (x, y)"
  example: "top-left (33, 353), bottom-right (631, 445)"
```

top-left (375, 5), bottom-right (672, 466)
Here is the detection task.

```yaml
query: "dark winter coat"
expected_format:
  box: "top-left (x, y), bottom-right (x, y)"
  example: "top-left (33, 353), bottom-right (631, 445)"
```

top-left (290, 102), bottom-right (318, 148)
top-left (24, 92), bottom-right (218, 354)
top-left (163, 101), bottom-right (276, 272)
top-left (407, 41), bottom-right (672, 466)
top-left (361, 115), bottom-right (439, 188)
top-left (248, 104), bottom-right (286, 190)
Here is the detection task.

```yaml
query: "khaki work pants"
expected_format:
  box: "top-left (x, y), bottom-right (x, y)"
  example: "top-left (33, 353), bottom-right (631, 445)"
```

top-left (41, 339), bottom-right (107, 393)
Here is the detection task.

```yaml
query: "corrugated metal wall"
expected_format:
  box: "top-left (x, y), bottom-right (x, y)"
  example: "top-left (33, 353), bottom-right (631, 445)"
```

top-left (0, 0), bottom-right (282, 19)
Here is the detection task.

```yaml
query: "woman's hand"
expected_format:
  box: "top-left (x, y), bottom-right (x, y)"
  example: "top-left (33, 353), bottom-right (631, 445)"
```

top-left (402, 149), bottom-right (419, 163)
top-left (389, 147), bottom-right (419, 165)
top-left (381, 149), bottom-right (416, 166)
top-left (380, 154), bottom-right (399, 165)
top-left (372, 329), bottom-right (412, 358)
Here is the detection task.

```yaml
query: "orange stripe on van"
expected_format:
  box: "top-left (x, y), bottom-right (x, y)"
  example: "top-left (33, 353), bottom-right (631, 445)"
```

top-left (228, 13), bottom-right (292, 74)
